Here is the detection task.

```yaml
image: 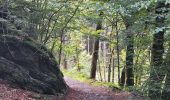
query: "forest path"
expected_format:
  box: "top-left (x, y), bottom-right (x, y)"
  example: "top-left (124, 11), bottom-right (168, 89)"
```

top-left (64, 76), bottom-right (139, 100)
top-left (0, 77), bottom-right (143, 100)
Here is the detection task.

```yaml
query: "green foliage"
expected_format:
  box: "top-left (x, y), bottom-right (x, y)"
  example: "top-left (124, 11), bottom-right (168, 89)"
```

top-left (62, 69), bottom-right (120, 89)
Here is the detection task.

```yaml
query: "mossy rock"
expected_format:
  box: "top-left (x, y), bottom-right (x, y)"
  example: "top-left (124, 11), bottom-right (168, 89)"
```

top-left (0, 35), bottom-right (68, 95)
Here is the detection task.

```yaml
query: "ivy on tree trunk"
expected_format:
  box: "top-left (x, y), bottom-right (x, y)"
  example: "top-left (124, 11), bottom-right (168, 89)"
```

top-left (148, 1), bottom-right (166, 99)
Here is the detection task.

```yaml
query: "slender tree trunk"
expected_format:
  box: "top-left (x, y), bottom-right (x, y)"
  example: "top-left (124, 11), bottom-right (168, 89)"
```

top-left (58, 33), bottom-right (64, 67)
top-left (98, 59), bottom-right (103, 82)
top-left (163, 74), bottom-right (170, 100)
top-left (87, 35), bottom-right (90, 54)
top-left (102, 42), bottom-right (107, 82)
top-left (108, 48), bottom-right (112, 82)
top-left (162, 18), bottom-right (170, 100)
top-left (76, 46), bottom-right (80, 71)
top-left (134, 47), bottom-right (139, 85)
top-left (120, 67), bottom-right (126, 86)
top-left (103, 42), bottom-right (109, 82)
top-left (115, 12), bottom-right (120, 84)
top-left (148, 1), bottom-right (166, 99)
top-left (161, 2), bottom-right (170, 100)
top-left (103, 65), bottom-right (106, 82)
top-left (63, 54), bottom-right (67, 69)
top-left (90, 12), bottom-right (102, 79)
top-left (98, 41), bottom-right (103, 81)
top-left (88, 36), bottom-right (95, 55)
top-left (120, 14), bottom-right (134, 86)
top-left (162, 42), bottom-right (170, 99)
top-left (90, 37), bottom-right (100, 79)
top-left (112, 49), bottom-right (115, 83)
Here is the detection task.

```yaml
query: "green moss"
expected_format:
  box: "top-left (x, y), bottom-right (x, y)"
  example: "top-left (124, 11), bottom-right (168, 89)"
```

top-left (23, 37), bottom-right (50, 57)
top-left (22, 36), bottom-right (60, 73)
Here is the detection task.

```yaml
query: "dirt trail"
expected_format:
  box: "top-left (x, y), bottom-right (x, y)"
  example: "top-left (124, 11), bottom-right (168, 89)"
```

top-left (0, 77), bottom-right (144, 100)
top-left (64, 77), bottom-right (135, 100)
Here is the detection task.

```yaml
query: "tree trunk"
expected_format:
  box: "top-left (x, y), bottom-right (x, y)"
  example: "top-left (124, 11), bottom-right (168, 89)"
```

top-left (120, 67), bottom-right (126, 86)
top-left (58, 33), bottom-right (64, 67)
top-left (76, 46), bottom-right (80, 71)
top-left (125, 23), bottom-right (134, 86)
top-left (90, 37), bottom-right (100, 79)
top-left (90, 12), bottom-right (102, 79)
top-left (63, 54), bottom-right (67, 69)
top-left (112, 49), bottom-right (115, 83)
top-left (161, 2), bottom-right (170, 100)
top-left (87, 35), bottom-right (95, 55)
top-left (120, 13), bottom-right (135, 86)
top-left (163, 73), bottom-right (170, 100)
top-left (162, 41), bottom-right (170, 100)
top-left (108, 48), bottom-right (112, 82)
top-left (98, 59), bottom-right (103, 82)
top-left (148, 1), bottom-right (166, 99)
top-left (115, 12), bottom-right (120, 84)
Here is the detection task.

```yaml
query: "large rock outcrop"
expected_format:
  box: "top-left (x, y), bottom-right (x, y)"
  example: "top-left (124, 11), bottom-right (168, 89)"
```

top-left (0, 36), bottom-right (67, 94)
top-left (0, 6), bottom-right (67, 95)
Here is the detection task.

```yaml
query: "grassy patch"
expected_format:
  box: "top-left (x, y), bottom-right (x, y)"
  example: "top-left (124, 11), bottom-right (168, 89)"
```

top-left (62, 69), bottom-right (121, 89)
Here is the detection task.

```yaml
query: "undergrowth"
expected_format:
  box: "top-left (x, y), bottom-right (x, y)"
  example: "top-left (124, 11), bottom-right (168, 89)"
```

top-left (62, 69), bottom-right (121, 90)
